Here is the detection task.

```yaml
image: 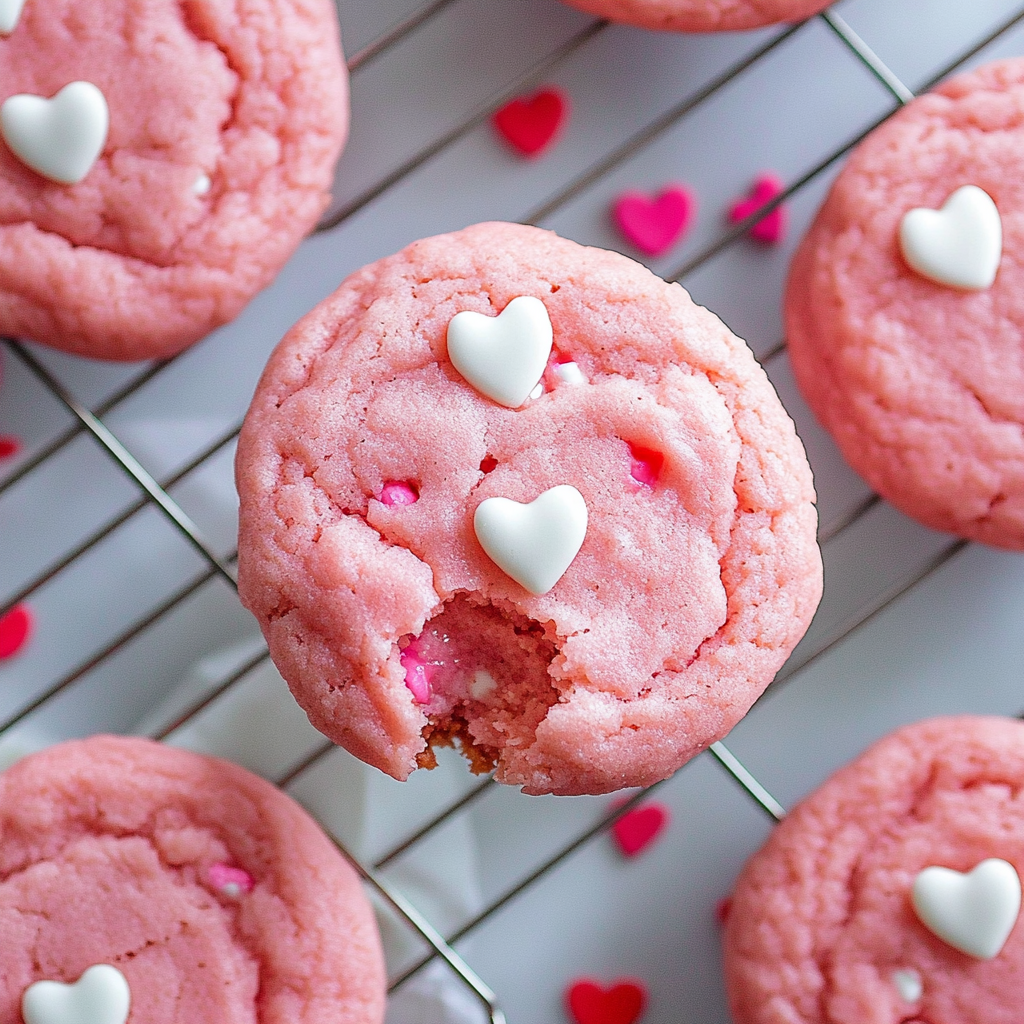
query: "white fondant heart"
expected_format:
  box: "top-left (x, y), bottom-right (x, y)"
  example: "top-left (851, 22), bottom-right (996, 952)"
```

top-left (474, 484), bottom-right (587, 595)
top-left (899, 185), bottom-right (1002, 290)
top-left (1, 81), bottom-right (109, 184)
top-left (0, 0), bottom-right (26, 34)
top-left (22, 964), bottom-right (131, 1024)
top-left (446, 295), bottom-right (553, 408)
top-left (911, 858), bottom-right (1021, 959)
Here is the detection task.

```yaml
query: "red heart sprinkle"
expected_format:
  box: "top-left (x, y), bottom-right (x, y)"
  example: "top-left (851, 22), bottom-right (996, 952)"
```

top-left (729, 173), bottom-right (787, 245)
top-left (612, 802), bottom-right (669, 857)
top-left (0, 604), bottom-right (32, 660)
top-left (566, 979), bottom-right (647, 1024)
top-left (0, 435), bottom-right (20, 460)
top-left (613, 185), bottom-right (694, 257)
top-left (492, 88), bottom-right (568, 158)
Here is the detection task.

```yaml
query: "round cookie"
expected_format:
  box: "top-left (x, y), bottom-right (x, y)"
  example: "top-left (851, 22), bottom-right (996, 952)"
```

top-left (0, 735), bottom-right (386, 1024)
top-left (724, 716), bottom-right (1024, 1024)
top-left (786, 59), bottom-right (1024, 549)
top-left (559, 0), bottom-right (830, 33)
top-left (235, 221), bottom-right (822, 796)
top-left (0, 0), bottom-right (348, 361)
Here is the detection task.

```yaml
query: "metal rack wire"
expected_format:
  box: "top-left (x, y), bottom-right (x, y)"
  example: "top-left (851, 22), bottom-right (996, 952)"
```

top-left (2, 2), bottom-right (1023, 1020)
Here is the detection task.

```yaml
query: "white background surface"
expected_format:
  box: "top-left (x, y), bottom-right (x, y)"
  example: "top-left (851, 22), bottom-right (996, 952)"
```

top-left (3, 1), bottom-right (1024, 1021)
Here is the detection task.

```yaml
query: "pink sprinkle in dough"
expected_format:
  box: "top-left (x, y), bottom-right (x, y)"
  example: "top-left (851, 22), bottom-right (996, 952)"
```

top-left (235, 221), bottom-right (822, 796)
top-left (0, 736), bottom-right (385, 1024)
top-left (559, 0), bottom-right (830, 32)
top-left (380, 481), bottom-right (419, 506)
top-left (207, 862), bottom-right (255, 897)
top-left (724, 716), bottom-right (1024, 1024)
top-left (0, 0), bottom-right (348, 361)
top-left (786, 60), bottom-right (1024, 549)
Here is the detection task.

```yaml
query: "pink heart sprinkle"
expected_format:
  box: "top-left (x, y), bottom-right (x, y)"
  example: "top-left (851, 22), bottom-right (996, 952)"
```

top-left (209, 863), bottom-right (254, 897)
top-left (612, 801), bottom-right (669, 858)
top-left (728, 173), bottom-right (787, 245)
top-left (0, 604), bottom-right (32, 660)
top-left (401, 648), bottom-right (433, 704)
top-left (613, 185), bottom-right (694, 257)
top-left (380, 481), bottom-right (418, 506)
top-left (0, 435), bottom-right (20, 460)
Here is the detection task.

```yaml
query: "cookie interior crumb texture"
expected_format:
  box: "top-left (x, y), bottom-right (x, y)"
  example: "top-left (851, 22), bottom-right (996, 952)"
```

top-left (235, 222), bottom-right (823, 795)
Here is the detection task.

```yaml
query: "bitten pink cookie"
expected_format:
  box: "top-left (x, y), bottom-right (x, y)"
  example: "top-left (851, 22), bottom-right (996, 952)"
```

top-left (786, 60), bottom-right (1024, 549)
top-left (235, 221), bottom-right (822, 796)
top-left (724, 716), bottom-right (1024, 1024)
top-left (560, 0), bottom-right (830, 33)
top-left (0, 0), bottom-right (347, 361)
top-left (0, 735), bottom-right (385, 1024)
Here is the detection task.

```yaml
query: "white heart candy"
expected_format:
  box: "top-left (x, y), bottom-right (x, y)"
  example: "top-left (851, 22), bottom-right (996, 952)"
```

top-left (446, 295), bottom-right (553, 408)
top-left (474, 484), bottom-right (587, 595)
top-left (899, 185), bottom-right (1002, 290)
top-left (23, 964), bottom-right (131, 1024)
top-left (1, 81), bottom-right (109, 185)
top-left (0, 0), bottom-right (26, 34)
top-left (911, 858), bottom-right (1021, 959)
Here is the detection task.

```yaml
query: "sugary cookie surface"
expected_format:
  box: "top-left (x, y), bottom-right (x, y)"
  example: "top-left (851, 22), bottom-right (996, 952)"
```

top-left (236, 221), bottom-right (822, 795)
top-left (0, 736), bottom-right (385, 1024)
top-left (0, 0), bottom-right (347, 360)
top-left (786, 59), bottom-right (1024, 549)
top-left (725, 716), bottom-right (1024, 1024)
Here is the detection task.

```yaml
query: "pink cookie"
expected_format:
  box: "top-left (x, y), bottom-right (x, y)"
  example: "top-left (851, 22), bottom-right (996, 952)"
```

top-left (0, 735), bottom-right (385, 1024)
top-left (560, 0), bottom-right (830, 32)
top-left (724, 716), bottom-right (1024, 1024)
top-left (786, 60), bottom-right (1024, 549)
top-left (235, 221), bottom-right (822, 796)
top-left (0, 0), bottom-right (348, 361)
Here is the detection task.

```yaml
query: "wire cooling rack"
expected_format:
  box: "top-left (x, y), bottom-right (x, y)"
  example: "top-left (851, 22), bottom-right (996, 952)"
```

top-left (4, 1), bottom-right (1024, 1021)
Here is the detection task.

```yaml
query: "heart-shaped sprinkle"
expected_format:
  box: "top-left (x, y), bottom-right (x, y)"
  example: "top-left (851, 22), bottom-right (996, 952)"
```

top-left (492, 87), bottom-right (568, 157)
top-left (911, 858), bottom-right (1021, 959)
top-left (899, 185), bottom-right (1002, 290)
top-left (22, 964), bottom-right (130, 1024)
top-left (0, 434), bottom-right (20, 459)
top-left (208, 862), bottom-right (254, 898)
top-left (474, 484), bottom-right (587, 595)
top-left (447, 295), bottom-right (553, 408)
top-left (0, 0), bottom-right (25, 35)
top-left (566, 979), bottom-right (647, 1024)
top-left (0, 603), bottom-right (32, 659)
top-left (1, 81), bottom-right (109, 185)
top-left (613, 185), bottom-right (694, 257)
top-left (891, 968), bottom-right (923, 1003)
top-left (612, 801), bottom-right (669, 857)
top-left (729, 173), bottom-right (787, 245)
